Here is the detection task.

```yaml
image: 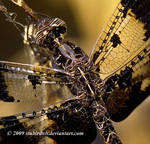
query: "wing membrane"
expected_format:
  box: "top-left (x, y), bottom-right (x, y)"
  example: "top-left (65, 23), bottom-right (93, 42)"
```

top-left (90, 1), bottom-right (150, 76)
top-left (103, 46), bottom-right (150, 122)
top-left (0, 97), bottom-right (96, 144)
top-left (0, 61), bottom-right (73, 115)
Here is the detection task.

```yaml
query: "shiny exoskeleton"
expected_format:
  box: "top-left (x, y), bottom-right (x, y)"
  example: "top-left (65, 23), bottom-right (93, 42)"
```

top-left (23, 11), bottom-right (124, 143)
top-left (0, 0), bottom-right (150, 144)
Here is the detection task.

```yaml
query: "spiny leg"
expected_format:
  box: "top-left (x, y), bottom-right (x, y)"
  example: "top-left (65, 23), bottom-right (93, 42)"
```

top-left (0, 2), bottom-right (24, 33)
top-left (10, 0), bottom-right (38, 20)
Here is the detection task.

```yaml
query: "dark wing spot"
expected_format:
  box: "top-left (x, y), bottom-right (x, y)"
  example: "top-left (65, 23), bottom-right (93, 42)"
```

top-left (0, 72), bottom-right (15, 102)
top-left (110, 34), bottom-right (121, 48)
top-left (28, 75), bottom-right (41, 89)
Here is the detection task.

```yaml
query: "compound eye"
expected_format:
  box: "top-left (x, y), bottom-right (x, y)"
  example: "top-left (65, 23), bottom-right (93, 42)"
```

top-left (53, 26), bottom-right (66, 38)
top-left (56, 26), bottom-right (66, 34)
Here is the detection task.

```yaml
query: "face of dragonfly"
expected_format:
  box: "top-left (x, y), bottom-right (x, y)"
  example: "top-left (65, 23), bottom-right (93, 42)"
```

top-left (26, 17), bottom-right (67, 48)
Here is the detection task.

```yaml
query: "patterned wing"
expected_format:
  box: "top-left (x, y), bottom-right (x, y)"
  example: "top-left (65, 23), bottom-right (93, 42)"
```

top-left (0, 2), bottom-right (79, 144)
top-left (0, 98), bottom-right (98, 144)
top-left (102, 35), bottom-right (150, 122)
top-left (88, 0), bottom-right (150, 122)
top-left (103, 51), bottom-right (150, 122)
top-left (90, 0), bottom-right (150, 77)
top-left (0, 61), bottom-right (73, 115)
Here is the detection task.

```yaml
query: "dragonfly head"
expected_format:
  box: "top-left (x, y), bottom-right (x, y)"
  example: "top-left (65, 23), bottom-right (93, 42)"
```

top-left (25, 16), bottom-right (67, 48)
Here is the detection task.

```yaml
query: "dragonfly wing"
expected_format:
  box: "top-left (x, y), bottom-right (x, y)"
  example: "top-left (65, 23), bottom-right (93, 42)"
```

top-left (89, 0), bottom-right (150, 122)
top-left (0, 61), bottom-right (73, 115)
top-left (90, 0), bottom-right (150, 78)
top-left (0, 98), bottom-right (98, 144)
top-left (103, 48), bottom-right (150, 122)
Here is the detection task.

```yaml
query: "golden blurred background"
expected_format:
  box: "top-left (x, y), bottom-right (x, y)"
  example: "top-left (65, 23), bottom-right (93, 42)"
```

top-left (0, 0), bottom-right (150, 144)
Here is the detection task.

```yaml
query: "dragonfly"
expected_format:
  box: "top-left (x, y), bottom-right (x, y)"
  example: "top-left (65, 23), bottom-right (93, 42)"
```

top-left (0, 0), bottom-right (150, 143)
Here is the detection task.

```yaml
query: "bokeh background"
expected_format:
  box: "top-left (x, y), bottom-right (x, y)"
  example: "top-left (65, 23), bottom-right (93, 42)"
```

top-left (0, 0), bottom-right (150, 144)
